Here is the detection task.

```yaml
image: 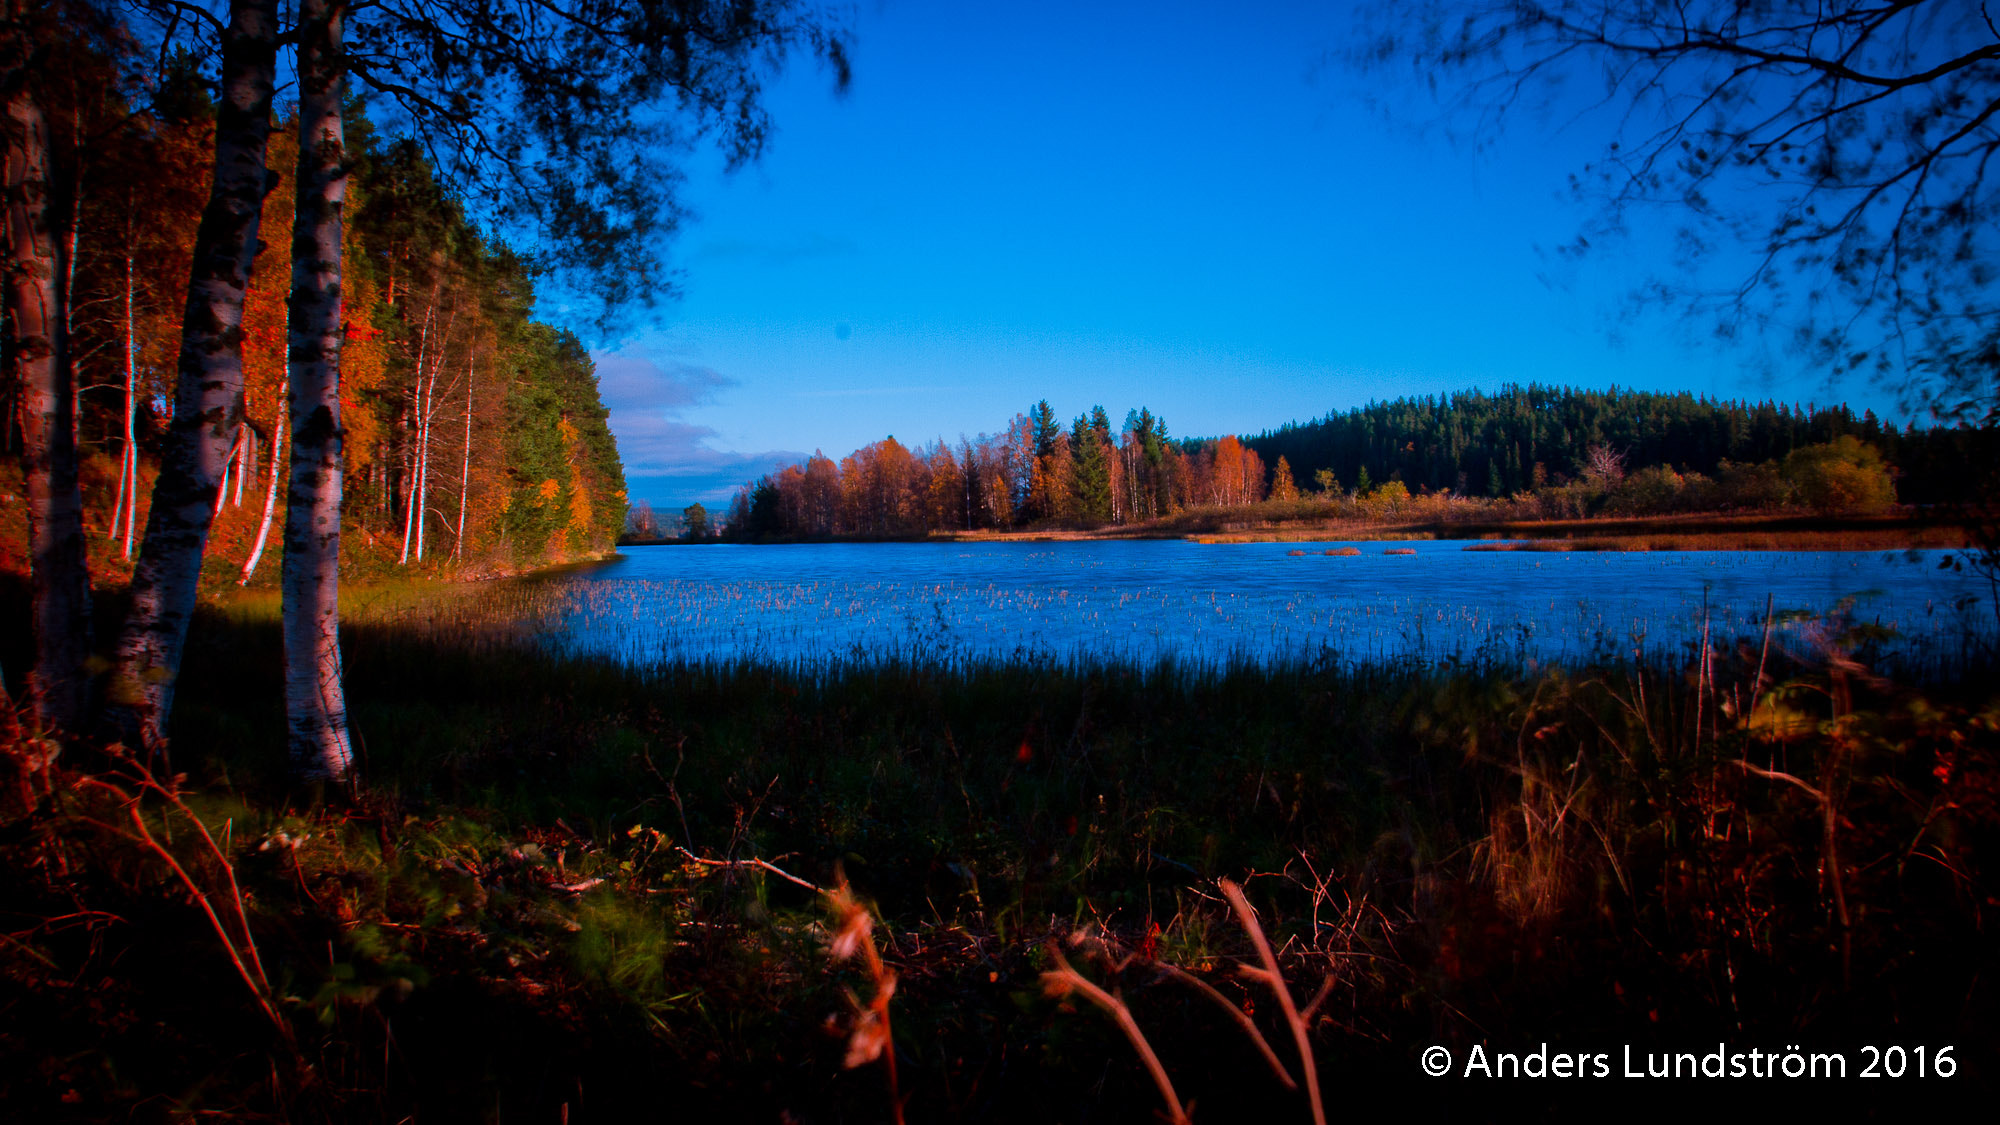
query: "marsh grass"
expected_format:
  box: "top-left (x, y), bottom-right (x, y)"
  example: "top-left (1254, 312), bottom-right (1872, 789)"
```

top-left (1181, 510), bottom-right (1973, 550)
top-left (1, 575), bottom-right (1995, 1119)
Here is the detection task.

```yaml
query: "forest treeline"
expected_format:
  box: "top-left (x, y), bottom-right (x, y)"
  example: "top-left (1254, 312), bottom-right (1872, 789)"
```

top-left (0, 76), bottom-right (625, 580)
top-left (1245, 384), bottom-right (1994, 506)
top-left (719, 385), bottom-right (1996, 538)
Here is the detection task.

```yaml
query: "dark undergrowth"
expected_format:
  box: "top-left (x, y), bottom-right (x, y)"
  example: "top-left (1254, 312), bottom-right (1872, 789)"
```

top-left (1, 575), bottom-right (1996, 1120)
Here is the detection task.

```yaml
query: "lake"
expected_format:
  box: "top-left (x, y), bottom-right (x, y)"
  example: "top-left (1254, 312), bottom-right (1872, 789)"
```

top-left (517, 541), bottom-right (1994, 673)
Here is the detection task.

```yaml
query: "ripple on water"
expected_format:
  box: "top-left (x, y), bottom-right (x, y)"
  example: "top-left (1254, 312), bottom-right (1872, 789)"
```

top-left (484, 541), bottom-right (1994, 673)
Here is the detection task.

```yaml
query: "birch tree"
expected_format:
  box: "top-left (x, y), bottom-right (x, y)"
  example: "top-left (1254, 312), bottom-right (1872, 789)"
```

top-left (91, 0), bottom-right (846, 775)
top-left (281, 0), bottom-right (353, 781)
top-left (3, 0), bottom-right (91, 729)
top-left (453, 347), bottom-right (472, 558)
top-left (271, 0), bottom-right (849, 780)
top-left (111, 248), bottom-right (137, 556)
top-left (112, 0), bottom-right (278, 754)
top-left (237, 390), bottom-right (281, 582)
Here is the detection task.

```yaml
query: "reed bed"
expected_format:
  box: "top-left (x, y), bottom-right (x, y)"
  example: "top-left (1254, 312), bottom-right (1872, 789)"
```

top-left (1, 572), bottom-right (1995, 1120)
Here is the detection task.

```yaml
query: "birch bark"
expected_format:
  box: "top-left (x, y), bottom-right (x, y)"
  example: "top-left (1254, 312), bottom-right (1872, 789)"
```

top-left (115, 251), bottom-right (136, 556)
top-left (454, 349), bottom-right (472, 560)
top-left (398, 299), bottom-right (433, 564)
top-left (4, 3), bottom-right (90, 730)
top-left (112, 0), bottom-right (278, 753)
top-left (281, 0), bottom-right (354, 782)
top-left (213, 423), bottom-right (244, 518)
top-left (238, 393), bottom-right (283, 584)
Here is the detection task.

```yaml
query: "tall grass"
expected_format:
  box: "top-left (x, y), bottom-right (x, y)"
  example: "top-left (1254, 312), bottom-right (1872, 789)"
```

top-left (1, 575), bottom-right (1994, 1119)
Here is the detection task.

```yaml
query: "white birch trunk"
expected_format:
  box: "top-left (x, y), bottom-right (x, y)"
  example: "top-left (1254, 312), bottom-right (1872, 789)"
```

top-left (234, 416), bottom-right (251, 506)
top-left (4, 19), bottom-right (90, 730)
top-left (281, 0), bottom-right (354, 782)
top-left (415, 353), bottom-right (432, 561)
top-left (213, 424), bottom-right (245, 519)
top-left (412, 368), bottom-right (427, 562)
top-left (455, 349), bottom-right (472, 560)
top-left (239, 393), bottom-right (284, 584)
top-left (114, 0), bottom-right (279, 753)
top-left (115, 252), bottom-right (137, 555)
top-left (398, 299), bottom-right (434, 564)
top-left (413, 311), bottom-right (453, 563)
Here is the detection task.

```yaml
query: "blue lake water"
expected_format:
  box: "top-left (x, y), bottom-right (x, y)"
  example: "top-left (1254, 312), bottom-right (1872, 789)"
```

top-left (521, 541), bottom-right (1994, 672)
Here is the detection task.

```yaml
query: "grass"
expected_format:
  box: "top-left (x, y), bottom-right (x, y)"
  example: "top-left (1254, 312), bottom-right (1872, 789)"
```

top-left (2, 574), bottom-right (1997, 1118)
top-left (1179, 509), bottom-right (1978, 549)
top-left (773, 496), bottom-right (1982, 551)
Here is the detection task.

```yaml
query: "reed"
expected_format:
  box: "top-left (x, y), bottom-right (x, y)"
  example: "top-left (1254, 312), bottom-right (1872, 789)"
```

top-left (0, 575), bottom-right (1992, 1120)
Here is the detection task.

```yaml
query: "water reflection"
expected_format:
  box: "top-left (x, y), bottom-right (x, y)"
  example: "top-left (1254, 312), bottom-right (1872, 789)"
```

top-left (514, 541), bottom-right (1992, 673)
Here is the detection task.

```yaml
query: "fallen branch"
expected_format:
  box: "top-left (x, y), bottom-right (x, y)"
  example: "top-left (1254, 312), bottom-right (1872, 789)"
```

top-left (1731, 758), bottom-right (1825, 800)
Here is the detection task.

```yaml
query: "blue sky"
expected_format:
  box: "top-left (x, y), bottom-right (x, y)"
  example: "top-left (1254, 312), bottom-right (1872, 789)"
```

top-left (573, 0), bottom-right (1882, 510)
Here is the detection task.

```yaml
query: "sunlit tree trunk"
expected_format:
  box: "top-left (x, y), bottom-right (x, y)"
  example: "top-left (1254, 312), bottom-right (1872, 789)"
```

top-left (113, 0), bottom-right (278, 754)
top-left (213, 423), bottom-right (245, 518)
top-left (4, 13), bottom-right (90, 730)
top-left (234, 413), bottom-right (251, 506)
top-left (282, 0), bottom-right (354, 783)
top-left (113, 251), bottom-right (137, 556)
top-left (399, 298), bottom-right (433, 564)
top-left (398, 401), bottom-right (416, 560)
top-left (413, 310), bottom-right (452, 563)
top-left (414, 355), bottom-right (431, 560)
top-left (238, 392), bottom-right (283, 584)
top-left (454, 349), bottom-right (471, 560)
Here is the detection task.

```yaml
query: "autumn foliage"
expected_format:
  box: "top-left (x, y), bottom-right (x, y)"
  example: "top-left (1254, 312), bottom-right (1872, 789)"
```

top-left (23, 98), bottom-right (625, 580)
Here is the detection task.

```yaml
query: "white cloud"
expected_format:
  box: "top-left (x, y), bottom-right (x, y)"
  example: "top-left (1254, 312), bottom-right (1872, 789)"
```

top-left (592, 348), bottom-right (805, 508)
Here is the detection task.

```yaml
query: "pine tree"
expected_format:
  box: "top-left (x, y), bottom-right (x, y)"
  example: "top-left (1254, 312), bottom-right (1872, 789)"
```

top-left (1069, 412), bottom-right (1112, 523)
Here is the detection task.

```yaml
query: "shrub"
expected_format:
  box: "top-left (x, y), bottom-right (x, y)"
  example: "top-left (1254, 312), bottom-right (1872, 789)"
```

top-left (1713, 459), bottom-right (1791, 510)
top-left (1605, 465), bottom-right (1687, 515)
top-left (1782, 436), bottom-right (1897, 513)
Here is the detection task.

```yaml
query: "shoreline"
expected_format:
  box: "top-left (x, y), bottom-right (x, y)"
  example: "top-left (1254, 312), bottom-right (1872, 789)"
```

top-left (627, 511), bottom-right (1979, 551)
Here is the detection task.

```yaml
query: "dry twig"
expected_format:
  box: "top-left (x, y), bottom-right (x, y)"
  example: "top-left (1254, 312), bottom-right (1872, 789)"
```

top-left (1042, 946), bottom-right (1189, 1125)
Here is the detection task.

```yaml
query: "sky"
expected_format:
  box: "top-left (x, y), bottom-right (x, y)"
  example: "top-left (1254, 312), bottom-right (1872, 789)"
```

top-left (568, 0), bottom-right (1890, 511)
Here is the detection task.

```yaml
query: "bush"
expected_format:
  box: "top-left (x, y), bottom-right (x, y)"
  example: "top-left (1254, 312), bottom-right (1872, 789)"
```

top-left (1605, 465), bottom-right (1688, 515)
top-left (1713, 459), bottom-right (1791, 510)
top-left (1360, 479), bottom-right (1411, 517)
top-left (1782, 437), bottom-right (1897, 513)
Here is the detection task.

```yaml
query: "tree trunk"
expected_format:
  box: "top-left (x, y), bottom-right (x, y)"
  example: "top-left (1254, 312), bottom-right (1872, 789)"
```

top-left (111, 0), bottom-right (279, 754)
top-left (4, 16), bottom-right (90, 731)
top-left (415, 351), bottom-right (431, 561)
top-left (412, 307), bottom-right (453, 564)
top-left (454, 349), bottom-right (472, 560)
top-left (115, 251), bottom-right (137, 556)
top-left (239, 392), bottom-right (283, 584)
top-left (213, 423), bottom-right (245, 518)
top-left (234, 414), bottom-right (251, 506)
top-left (282, 0), bottom-right (354, 783)
top-left (398, 299), bottom-right (433, 564)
